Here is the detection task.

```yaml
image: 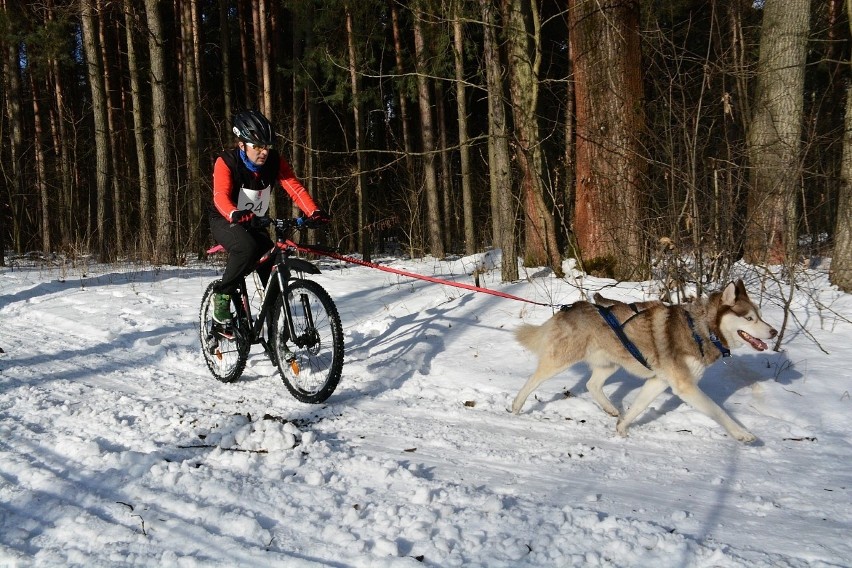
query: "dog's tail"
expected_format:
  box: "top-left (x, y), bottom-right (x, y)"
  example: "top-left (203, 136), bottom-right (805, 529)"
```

top-left (515, 323), bottom-right (546, 354)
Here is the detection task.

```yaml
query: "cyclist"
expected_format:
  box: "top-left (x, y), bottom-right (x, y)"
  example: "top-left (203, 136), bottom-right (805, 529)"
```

top-left (210, 109), bottom-right (330, 335)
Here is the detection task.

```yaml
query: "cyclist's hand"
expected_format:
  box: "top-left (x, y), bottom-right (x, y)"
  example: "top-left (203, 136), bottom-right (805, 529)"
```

top-left (308, 209), bottom-right (331, 225)
top-left (230, 209), bottom-right (255, 224)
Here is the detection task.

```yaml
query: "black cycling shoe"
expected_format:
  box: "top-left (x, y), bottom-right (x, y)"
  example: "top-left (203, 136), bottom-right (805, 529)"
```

top-left (212, 321), bottom-right (236, 340)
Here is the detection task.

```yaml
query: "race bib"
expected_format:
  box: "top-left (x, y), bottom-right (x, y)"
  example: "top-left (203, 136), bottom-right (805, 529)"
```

top-left (236, 185), bottom-right (271, 216)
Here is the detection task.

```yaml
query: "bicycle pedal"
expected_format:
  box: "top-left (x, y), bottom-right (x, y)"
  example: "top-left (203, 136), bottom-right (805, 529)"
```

top-left (212, 322), bottom-right (236, 340)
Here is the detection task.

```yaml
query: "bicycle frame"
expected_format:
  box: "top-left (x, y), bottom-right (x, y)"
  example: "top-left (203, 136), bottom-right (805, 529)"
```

top-left (233, 231), bottom-right (322, 349)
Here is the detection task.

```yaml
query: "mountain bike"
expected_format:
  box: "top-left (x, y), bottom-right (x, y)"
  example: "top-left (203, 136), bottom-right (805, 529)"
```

top-left (199, 216), bottom-right (344, 403)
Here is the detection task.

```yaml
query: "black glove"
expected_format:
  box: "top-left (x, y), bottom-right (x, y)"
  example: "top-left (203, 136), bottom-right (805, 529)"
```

top-left (308, 209), bottom-right (331, 224)
top-left (230, 209), bottom-right (255, 224)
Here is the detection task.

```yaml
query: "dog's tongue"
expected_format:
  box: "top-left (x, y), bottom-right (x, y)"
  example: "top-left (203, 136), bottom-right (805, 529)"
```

top-left (738, 330), bottom-right (767, 351)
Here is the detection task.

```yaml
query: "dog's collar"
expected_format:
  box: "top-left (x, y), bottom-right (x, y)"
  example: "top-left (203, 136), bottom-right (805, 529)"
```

top-left (709, 331), bottom-right (731, 358)
top-left (685, 312), bottom-right (731, 358)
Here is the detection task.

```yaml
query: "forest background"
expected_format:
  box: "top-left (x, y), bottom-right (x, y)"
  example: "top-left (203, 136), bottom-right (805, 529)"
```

top-left (2, 0), bottom-right (852, 296)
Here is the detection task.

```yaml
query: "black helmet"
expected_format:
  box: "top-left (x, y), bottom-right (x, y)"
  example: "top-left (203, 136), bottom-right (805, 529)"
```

top-left (232, 109), bottom-right (275, 146)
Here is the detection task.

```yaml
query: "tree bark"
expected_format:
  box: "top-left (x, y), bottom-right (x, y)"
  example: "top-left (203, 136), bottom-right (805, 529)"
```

top-left (180, 0), bottom-right (202, 251)
top-left (569, 0), bottom-right (647, 280)
top-left (219, 0), bottom-right (233, 136)
top-left (124, 1), bottom-right (152, 257)
top-left (258, 0), bottom-right (272, 117)
top-left (390, 1), bottom-right (414, 171)
top-left (480, 0), bottom-right (518, 281)
top-left (503, 0), bottom-right (563, 277)
top-left (452, 0), bottom-right (475, 255)
top-left (30, 75), bottom-right (50, 254)
top-left (345, 2), bottom-right (371, 261)
top-left (45, 1), bottom-right (74, 249)
top-left (144, 0), bottom-right (175, 264)
top-left (81, 0), bottom-right (113, 261)
top-left (744, 0), bottom-right (810, 265)
top-left (830, 1), bottom-right (852, 292)
top-left (412, 0), bottom-right (444, 258)
top-left (97, 0), bottom-right (124, 255)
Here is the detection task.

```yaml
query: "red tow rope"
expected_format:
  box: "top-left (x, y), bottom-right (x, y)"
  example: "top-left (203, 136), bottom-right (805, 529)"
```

top-left (294, 244), bottom-right (552, 307)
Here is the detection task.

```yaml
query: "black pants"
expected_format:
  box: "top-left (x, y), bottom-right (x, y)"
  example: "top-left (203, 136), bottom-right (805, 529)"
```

top-left (210, 215), bottom-right (274, 293)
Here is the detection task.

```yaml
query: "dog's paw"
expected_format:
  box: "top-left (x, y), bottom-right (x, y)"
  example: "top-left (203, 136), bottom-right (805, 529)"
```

top-left (616, 421), bottom-right (630, 437)
top-left (733, 430), bottom-right (757, 443)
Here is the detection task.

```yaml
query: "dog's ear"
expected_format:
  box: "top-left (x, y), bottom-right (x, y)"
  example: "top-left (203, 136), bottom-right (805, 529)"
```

top-left (721, 281), bottom-right (737, 305)
top-left (735, 279), bottom-right (748, 299)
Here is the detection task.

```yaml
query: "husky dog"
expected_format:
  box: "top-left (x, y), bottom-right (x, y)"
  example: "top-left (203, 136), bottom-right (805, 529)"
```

top-left (512, 280), bottom-right (777, 442)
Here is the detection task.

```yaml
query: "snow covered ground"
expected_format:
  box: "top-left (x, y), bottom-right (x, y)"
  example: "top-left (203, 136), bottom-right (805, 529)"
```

top-left (1, 251), bottom-right (850, 567)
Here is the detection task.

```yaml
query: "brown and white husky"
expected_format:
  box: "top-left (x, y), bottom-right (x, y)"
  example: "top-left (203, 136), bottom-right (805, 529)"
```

top-left (512, 280), bottom-right (777, 443)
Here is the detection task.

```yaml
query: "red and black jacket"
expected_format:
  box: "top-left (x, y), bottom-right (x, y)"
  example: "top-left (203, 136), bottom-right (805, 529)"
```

top-left (211, 147), bottom-right (319, 221)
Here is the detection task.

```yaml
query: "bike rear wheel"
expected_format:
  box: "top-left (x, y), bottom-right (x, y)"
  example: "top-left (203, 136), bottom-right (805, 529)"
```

top-left (199, 280), bottom-right (250, 383)
top-left (270, 278), bottom-right (344, 403)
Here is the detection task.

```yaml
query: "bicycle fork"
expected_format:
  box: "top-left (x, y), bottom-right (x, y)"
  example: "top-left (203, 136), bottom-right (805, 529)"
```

top-left (264, 262), bottom-right (301, 373)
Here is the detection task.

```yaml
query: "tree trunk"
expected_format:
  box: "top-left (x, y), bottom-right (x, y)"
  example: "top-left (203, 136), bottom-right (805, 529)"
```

top-left (480, 0), bottom-right (518, 281)
top-left (345, 2), bottom-right (371, 261)
top-left (237, 0), bottom-right (251, 107)
top-left (452, 0), bottom-right (475, 255)
top-left (390, 0), bottom-right (420, 252)
top-left (81, 0), bottom-right (113, 262)
top-left (181, 0), bottom-right (202, 251)
top-left (258, 0), bottom-right (272, 117)
top-left (502, 0), bottom-right (563, 277)
top-left (412, 0), bottom-right (444, 258)
top-left (569, 0), bottom-right (646, 280)
top-left (124, 1), bottom-right (152, 257)
top-left (435, 79), bottom-right (452, 249)
top-left (390, 1), bottom-right (414, 171)
top-left (1, 0), bottom-right (23, 260)
top-left (30, 75), bottom-right (50, 254)
top-left (144, 0), bottom-right (175, 264)
top-left (744, 0), bottom-right (810, 265)
top-left (830, 2), bottom-right (852, 292)
top-left (219, 0), bottom-right (233, 136)
top-left (97, 0), bottom-right (124, 255)
top-left (45, 1), bottom-right (74, 250)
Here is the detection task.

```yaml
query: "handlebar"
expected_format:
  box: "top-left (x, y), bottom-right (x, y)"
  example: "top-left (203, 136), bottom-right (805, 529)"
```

top-left (252, 216), bottom-right (328, 232)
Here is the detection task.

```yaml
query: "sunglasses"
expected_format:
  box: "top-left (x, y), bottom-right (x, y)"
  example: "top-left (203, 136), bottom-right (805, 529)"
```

top-left (245, 142), bottom-right (272, 152)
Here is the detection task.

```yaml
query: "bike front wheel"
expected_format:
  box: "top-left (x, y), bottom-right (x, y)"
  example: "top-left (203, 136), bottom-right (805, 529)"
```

top-left (199, 280), bottom-right (250, 383)
top-left (270, 278), bottom-right (344, 403)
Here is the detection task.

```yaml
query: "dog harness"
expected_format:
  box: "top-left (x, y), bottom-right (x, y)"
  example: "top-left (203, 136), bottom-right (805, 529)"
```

top-left (568, 302), bottom-right (731, 371)
top-left (593, 305), bottom-right (652, 369)
top-left (685, 312), bottom-right (731, 359)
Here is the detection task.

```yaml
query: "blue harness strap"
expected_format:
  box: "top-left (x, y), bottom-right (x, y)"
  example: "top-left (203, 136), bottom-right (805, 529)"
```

top-left (685, 312), bottom-right (731, 358)
top-left (595, 305), bottom-right (652, 370)
top-left (572, 302), bottom-right (730, 371)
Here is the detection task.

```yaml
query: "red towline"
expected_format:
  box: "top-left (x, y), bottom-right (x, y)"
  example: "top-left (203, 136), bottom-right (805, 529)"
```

top-left (294, 243), bottom-right (552, 307)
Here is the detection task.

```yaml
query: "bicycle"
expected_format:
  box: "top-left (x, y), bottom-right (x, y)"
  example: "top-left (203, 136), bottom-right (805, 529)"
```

top-left (199, 216), bottom-right (344, 403)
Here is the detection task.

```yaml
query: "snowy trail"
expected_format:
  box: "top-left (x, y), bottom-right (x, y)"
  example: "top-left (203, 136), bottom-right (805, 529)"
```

top-left (1, 259), bottom-right (851, 567)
